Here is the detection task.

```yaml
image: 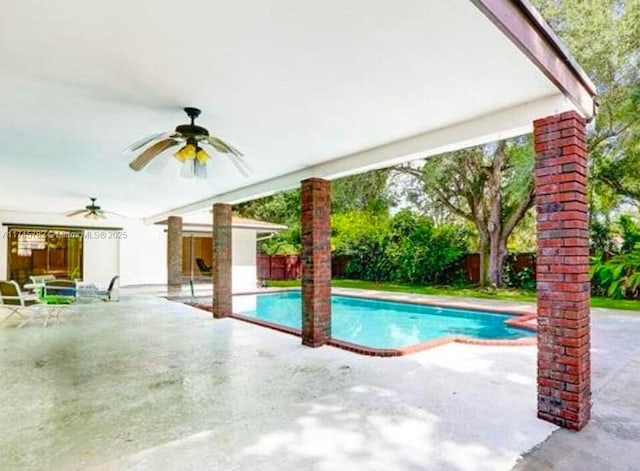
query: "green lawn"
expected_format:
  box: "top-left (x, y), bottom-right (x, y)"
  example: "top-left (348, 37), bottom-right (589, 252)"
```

top-left (266, 279), bottom-right (640, 312)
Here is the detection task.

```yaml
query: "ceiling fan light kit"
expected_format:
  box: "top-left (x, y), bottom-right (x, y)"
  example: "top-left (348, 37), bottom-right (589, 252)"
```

top-left (173, 141), bottom-right (197, 162)
top-left (85, 211), bottom-right (104, 220)
top-left (126, 107), bottom-right (248, 179)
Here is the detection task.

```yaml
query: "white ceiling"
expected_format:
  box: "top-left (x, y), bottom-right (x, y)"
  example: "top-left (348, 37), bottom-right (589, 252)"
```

top-left (0, 0), bottom-right (573, 219)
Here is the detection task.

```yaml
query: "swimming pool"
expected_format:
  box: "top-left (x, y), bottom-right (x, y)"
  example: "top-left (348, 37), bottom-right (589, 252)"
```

top-left (233, 291), bottom-right (534, 349)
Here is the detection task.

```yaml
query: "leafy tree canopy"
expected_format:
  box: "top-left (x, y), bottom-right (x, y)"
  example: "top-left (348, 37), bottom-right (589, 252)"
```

top-left (533, 0), bottom-right (640, 212)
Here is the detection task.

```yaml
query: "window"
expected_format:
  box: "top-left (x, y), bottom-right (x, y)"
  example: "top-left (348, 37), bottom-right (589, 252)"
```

top-left (7, 227), bottom-right (83, 286)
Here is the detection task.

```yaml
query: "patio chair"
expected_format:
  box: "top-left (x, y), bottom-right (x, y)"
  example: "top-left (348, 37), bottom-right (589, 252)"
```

top-left (28, 274), bottom-right (56, 288)
top-left (96, 275), bottom-right (119, 301)
top-left (0, 280), bottom-right (41, 328)
top-left (196, 258), bottom-right (212, 276)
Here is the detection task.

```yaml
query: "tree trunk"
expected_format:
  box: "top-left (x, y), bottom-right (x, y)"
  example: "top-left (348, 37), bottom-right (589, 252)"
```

top-left (478, 232), bottom-right (490, 287)
top-left (488, 234), bottom-right (508, 287)
top-left (483, 144), bottom-right (504, 288)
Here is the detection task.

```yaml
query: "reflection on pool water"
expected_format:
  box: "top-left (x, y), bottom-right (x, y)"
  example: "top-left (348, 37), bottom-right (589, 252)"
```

top-left (233, 291), bottom-right (534, 349)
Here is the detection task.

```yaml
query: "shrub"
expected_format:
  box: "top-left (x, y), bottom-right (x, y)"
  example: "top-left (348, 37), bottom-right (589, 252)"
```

top-left (386, 210), bottom-right (470, 284)
top-left (260, 223), bottom-right (301, 255)
top-left (502, 254), bottom-right (536, 291)
top-left (591, 244), bottom-right (640, 299)
top-left (619, 216), bottom-right (640, 254)
top-left (332, 210), bottom-right (470, 284)
top-left (332, 212), bottom-right (393, 281)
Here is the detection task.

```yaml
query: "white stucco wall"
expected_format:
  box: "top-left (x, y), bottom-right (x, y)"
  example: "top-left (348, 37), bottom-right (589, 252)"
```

top-left (0, 211), bottom-right (258, 291)
top-left (118, 220), bottom-right (166, 286)
top-left (81, 236), bottom-right (120, 285)
top-left (231, 228), bottom-right (258, 292)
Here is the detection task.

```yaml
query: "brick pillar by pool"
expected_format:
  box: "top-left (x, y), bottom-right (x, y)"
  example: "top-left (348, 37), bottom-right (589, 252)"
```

top-left (300, 178), bottom-right (331, 347)
top-left (534, 111), bottom-right (591, 430)
top-left (212, 203), bottom-right (232, 319)
top-left (167, 216), bottom-right (183, 290)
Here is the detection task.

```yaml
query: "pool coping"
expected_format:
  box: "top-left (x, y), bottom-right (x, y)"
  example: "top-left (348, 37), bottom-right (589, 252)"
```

top-left (190, 288), bottom-right (538, 357)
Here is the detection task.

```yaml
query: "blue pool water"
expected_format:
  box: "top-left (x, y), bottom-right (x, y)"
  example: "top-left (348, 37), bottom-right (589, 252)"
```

top-left (233, 291), bottom-right (534, 349)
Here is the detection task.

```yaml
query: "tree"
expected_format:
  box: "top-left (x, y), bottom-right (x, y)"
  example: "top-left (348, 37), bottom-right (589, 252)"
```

top-left (234, 171), bottom-right (394, 254)
top-left (234, 189), bottom-right (300, 225)
top-left (331, 169), bottom-right (394, 214)
top-left (235, 169), bottom-right (394, 224)
top-left (394, 137), bottom-right (534, 287)
top-left (391, 1), bottom-right (640, 286)
top-left (532, 0), bottom-right (640, 211)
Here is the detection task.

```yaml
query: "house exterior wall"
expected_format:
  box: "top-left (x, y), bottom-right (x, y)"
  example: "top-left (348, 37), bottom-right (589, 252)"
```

top-left (118, 219), bottom-right (167, 286)
top-left (232, 228), bottom-right (258, 292)
top-left (0, 211), bottom-right (126, 286)
top-left (0, 211), bottom-right (258, 291)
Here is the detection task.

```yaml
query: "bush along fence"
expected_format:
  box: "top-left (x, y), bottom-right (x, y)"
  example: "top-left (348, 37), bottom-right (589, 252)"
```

top-left (258, 252), bottom-right (536, 288)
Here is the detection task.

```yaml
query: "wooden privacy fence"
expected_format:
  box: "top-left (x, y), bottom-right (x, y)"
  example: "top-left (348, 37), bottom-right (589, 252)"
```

top-left (257, 253), bottom-right (536, 282)
top-left (257, 255), bottom-right (301, 280)
top-left (257, 254), bottom-right (351, 280)
top-left (456, 253), bottom-right (536, 282)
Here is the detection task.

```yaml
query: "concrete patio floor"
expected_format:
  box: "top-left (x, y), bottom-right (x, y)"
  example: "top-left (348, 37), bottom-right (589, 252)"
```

top-left (0, 291), bottom-right (638, 470)
top-left (514, 307), bottom-right (640, 471)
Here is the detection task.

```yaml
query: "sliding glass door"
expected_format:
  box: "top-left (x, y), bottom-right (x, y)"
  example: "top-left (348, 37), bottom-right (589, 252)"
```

top-left (181, 234), bottom-right (213, 280)
top-left (7, 227), bottom-right (83, 286)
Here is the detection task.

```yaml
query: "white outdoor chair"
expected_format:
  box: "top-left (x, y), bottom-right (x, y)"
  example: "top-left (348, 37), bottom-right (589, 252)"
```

top-left (96, 275), bottom-right (120, 301)
top-left (0, 280), bottom-right (42, 328)
top-left (28, 274), bottom-right (56, 288)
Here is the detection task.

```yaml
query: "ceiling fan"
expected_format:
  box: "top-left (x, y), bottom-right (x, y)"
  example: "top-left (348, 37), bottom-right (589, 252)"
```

top-left (125, 107), bottom-right (249, 179)
top-left (66, 197), bottom-right (119, 220)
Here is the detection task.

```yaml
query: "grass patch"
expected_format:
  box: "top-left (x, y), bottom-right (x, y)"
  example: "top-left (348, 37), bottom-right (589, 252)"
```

top-left (590, 297), bottom-right (640, 311)
top-left (265, 279), bottom-right (640, 312)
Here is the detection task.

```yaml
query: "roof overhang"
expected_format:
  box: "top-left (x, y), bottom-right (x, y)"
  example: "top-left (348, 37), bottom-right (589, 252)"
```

top-left (0, 0), bottom-right (596, 222)
top-left (472, 0), bottom-right (596, 118)
top-left (155, 217), bottom-right (288, 233)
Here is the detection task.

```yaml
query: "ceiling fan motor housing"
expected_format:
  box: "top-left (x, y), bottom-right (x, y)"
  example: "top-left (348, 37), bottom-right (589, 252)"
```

top-left (175, 124), bottom-right (209, 136)
top-left (86, 198), bottom-right (100, 211)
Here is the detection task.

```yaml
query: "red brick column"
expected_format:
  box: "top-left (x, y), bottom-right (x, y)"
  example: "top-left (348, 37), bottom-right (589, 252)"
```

top-left (212, 203), bottom-right (232, 318)
top-left (534, 111), bottom-right (591, 430)
top-left (301, 178), bottom-right (331, 347)
top-left (167, 216), bottom-right (183, 290)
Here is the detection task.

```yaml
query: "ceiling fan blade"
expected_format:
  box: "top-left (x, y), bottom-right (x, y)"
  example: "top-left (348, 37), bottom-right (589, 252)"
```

top-left (129, 138), bottom-right (180, 171)
top-left (225, 152), bottom-right (251, 177)
top-left (202, 140), bottom-right (250, 177)
top-left (205, 136), bottom-right (243, 157)
top-left (66, 209), bottom-right (86, 217)
top-left (124, 131), bottom-right (170, 152)
top-left (145, 148), bottom-right (173, 176)
top-left (103, 210), bottom-right (125, 218)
